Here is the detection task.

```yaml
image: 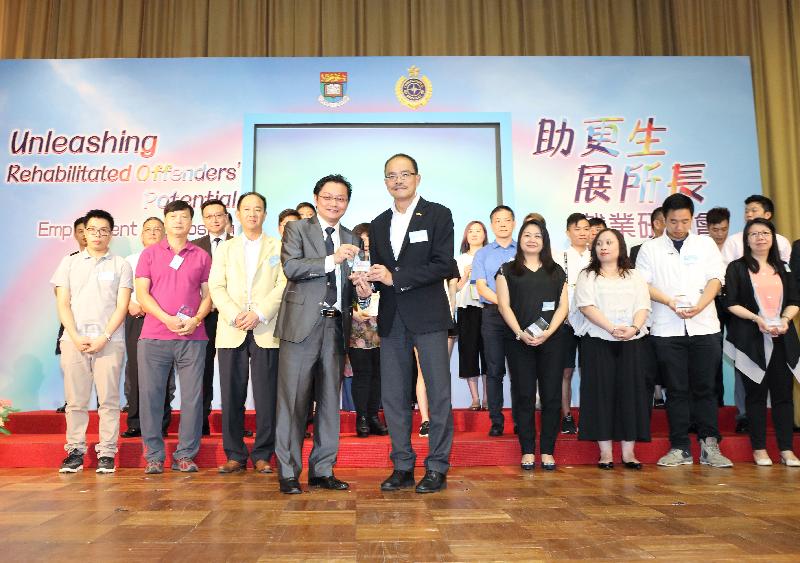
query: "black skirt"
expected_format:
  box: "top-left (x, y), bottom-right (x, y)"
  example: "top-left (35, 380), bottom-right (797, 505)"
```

top-left (577, 336), bottom-right (652, 442)
top-left (456, 305), bottom-right (485, 378)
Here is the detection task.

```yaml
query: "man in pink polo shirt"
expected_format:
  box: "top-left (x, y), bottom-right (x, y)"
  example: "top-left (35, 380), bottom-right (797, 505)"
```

top-left (135, 200), bottom-right (212, 474)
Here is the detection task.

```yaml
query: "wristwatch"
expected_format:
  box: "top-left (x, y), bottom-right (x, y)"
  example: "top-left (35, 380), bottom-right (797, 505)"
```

top-left (631, 325), bottom-right (641, 336)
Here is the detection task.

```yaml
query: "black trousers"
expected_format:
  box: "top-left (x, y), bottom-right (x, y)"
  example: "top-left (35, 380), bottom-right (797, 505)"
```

top-left (504, 330), bottom-right (564, 455)
top-left (714, 297), bottom-right (728, 405)
top-left (650, 333), bottom-right (721, 450)
top-left (457, 305), bottom-right (485, 378)
top-left (381, 313), bottom-right (453, 474)
top-left (481, 305), bottom-right (517, 429)
top-left (349, 347), bottom-right (381, 417)
top-left (741, 337), bottom-right (796, 451)
top-left (217, 331), bottom-right (279, 463)
top-left (577, 337), bottom-right (652, 443)
top-left (123, 314), bottom-right (172, 433)
top-left (201, 310), bottom-right (219, 431)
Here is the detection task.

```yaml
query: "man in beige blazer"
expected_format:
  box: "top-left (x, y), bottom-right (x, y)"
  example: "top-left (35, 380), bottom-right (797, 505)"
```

top-left (209, 192), bottom-right (286, 474)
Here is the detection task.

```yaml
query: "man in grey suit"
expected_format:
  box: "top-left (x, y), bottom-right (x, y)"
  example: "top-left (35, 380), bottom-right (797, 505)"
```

top-left (274, 174), bottom-right (360, 494)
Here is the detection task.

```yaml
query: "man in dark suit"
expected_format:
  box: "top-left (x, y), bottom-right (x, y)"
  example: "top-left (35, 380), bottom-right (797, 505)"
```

top-left (273, 174), bottom-right (360, 494)
top-left (359, 153), bottom-right (456, 494)
top-left (192, 198), bottom-right (233, 435)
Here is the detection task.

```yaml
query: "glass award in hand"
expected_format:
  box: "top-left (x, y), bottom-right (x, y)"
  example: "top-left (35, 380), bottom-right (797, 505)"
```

top-left (176, 305), bottom-right (193, 321)
top-left (525, 317), bottom-right (550, 338)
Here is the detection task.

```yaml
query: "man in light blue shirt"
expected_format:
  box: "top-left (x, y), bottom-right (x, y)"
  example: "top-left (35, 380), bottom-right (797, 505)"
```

top-left (471, 205), bottom-right (517, 436)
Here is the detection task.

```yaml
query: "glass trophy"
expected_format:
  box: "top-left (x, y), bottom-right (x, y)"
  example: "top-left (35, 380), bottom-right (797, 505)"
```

top-left (82, 323), bottom-right (102, 338)
top-left (674, 294), bottom-right (693, 309)
top-left (176, 305), bottom-right (193, 321)
top-left (525, 317), bottom-right (550, 338)
top-left (352, 249), bottom-right (371, 273)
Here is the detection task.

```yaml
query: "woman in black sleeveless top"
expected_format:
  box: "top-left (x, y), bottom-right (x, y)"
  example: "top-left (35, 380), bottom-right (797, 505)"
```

top-left (496, 219), bottom-right (569, 471)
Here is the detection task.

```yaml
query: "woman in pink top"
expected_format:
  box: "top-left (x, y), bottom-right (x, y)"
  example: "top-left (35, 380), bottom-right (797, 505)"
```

top-left (724, 218), bottom-right (800, 467)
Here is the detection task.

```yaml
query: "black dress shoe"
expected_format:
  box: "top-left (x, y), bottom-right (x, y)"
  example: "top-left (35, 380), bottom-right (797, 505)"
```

top-left (279, 478), bottom-right (302, 494)
top-left (121, 428), bottom-right (141, 438)
top-left (368, 416), bottom-right (389, 436)
top-left (56, 403), bottom-right (67, 413)
top-left (597, 461), bottom-right (614, 470)
top-left (735, 418), bottom-right (749, 434)
top-left (121, 405), bottom-right (129, 413)
top-left (488, 425), bottom-right (503, 437)
top-left (380, 470), bottom-right (416, 491)
top-left (623, 461), bottom-right (643, 470)
top-left (415, 470), bottom-right (447, 493)
top-left (541, 462), bottom-right (557, 471)
top-left (355, 415), bottom-right (370, 438)
top-left (308, 474), bottom-right (349, 490)
top-left (244, 429), bottom-right (254, 437)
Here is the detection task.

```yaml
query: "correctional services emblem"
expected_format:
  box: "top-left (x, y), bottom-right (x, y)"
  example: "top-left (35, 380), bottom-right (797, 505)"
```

top-left (395, 65), bottom-right (432, 109)
top-left (318, 72), bottom-right (350, 108)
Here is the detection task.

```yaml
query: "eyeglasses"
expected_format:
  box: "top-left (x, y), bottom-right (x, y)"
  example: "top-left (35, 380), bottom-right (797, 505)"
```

top-left (86, 227), bottom-right (110, 237)
top-left (203, 213), bottom-right (226, 220)
top-left (317, 195), bottom-right (348, 204)
top-left (143, 227), bottom-right (164, 234)
top-left (748, 231), bottom-right (772, 239)
top-left (384, 171), bottom-right (416, 182)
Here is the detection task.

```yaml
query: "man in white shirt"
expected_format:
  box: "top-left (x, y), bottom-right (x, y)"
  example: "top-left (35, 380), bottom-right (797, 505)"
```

top-left (636, 193), bottom-right (733, 468)
top-left (721, 194), bottom-right (791, 433)
top-left (555, 213), bottom-right (591, 434)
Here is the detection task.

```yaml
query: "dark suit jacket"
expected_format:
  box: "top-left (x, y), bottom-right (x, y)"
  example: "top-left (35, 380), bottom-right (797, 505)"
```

top-left (191, 232), bottom-right (232, 256)
top-left (274, 217), bottom-right (356, 348)
top-left (724, 258), bottom-right (800, 371)
top-left (369, 197), bottom-right (457, 336)
top-left (790, 239), bottom-right (800, 289)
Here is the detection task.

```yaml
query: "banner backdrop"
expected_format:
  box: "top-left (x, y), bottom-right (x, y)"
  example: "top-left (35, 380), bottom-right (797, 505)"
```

top-left (0, 57), bottom-right (760, 410)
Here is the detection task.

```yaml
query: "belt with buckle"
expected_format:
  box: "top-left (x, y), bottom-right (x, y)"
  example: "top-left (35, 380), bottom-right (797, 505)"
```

top-left (320, 308), bottom-right (342, 318)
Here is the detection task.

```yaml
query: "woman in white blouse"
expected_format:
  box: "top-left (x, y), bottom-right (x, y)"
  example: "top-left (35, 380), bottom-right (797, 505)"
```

top-left (574, 229), bottom-right (652, 469)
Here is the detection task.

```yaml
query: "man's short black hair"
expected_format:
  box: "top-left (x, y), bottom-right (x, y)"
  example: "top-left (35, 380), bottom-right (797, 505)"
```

top-left (650, 206), bottom-right (664, 225)
top-left (566, 212), bottom-right (588, 229)
top-left (662, 193), bottom-right (694, 217)
top-left (313, 174), bottom-right (352, 200)
top-left (296, 201), bottom-right (315, 212)
top-left (384, 153), bottom-right (419, 174)
top-left (73, 216), bottom-right (86, 229)
top-left (164, 200), bottom-right (194, 218)
top-left (706, 207), bottom-right (731, 226)
top-left (84, 209), bottom-right (114, 230)
top-left (588, 217), bottom-right (607, 228)
top-left (744, 194), bottom-right (774, 216)
top-left (278, 208), bottom-right (301, 224)
top-left (237, 191), bottom-right (267, 210)
top-left (490, 205), bottom-right (515, 220)
top-left (201, 198), bottom-right (226, 213)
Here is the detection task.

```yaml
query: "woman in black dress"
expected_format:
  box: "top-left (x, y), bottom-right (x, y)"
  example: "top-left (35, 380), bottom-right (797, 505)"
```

top-left (496, 219), bottom-right (568, 471)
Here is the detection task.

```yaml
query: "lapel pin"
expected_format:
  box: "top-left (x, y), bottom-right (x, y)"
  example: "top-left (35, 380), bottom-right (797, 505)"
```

top-left (415, 212), bottom-right (422, 216)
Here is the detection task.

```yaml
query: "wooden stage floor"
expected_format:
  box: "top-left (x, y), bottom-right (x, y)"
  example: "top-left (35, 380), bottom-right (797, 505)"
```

top-left (0, 465), bottom-right (799, 561)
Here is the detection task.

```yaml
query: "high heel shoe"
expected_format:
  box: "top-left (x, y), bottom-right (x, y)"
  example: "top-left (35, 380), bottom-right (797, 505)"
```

top-left (520, 454), bottom-right (535, 471)
top-left (622, 461), bottom-right (643, 470)
top-left (780, 455), bottom-right (800, 467)
top-left (753, 452), bottom-right (773, 466)
top-left (469, 401), bottom-right (481, 411)
top-left (597, 461), bottom-right (614, 470)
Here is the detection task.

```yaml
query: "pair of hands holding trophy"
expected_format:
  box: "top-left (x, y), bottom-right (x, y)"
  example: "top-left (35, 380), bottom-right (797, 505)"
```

top-left (335, 243), bottom-right (391, 299)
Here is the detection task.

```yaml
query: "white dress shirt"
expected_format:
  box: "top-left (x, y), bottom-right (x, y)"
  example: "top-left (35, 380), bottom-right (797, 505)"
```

top-left (320, 218), bottom-right (343, 310)
top-left (208, 231), bottom-right (227, 257)
top-left (721, 231), bottom-right (791, 265)
top-left (556, 245), bottom-right (592, 330)
top-left (636, 233), bottom-right (725, 337)
top-left (390, 193), bottom-right (421, 260)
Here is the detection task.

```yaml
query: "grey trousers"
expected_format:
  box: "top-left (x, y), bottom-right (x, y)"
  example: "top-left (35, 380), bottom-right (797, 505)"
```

top-left (138, 339), bottom-right (205, 463)
top-left (275, 316), bottom-right (344, 479)
top-left (381, 314), bottom-right (453, 474)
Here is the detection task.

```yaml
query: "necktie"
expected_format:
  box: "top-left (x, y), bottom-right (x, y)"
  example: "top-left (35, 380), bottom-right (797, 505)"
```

top-left (324, 227), bottom-right (337, 308)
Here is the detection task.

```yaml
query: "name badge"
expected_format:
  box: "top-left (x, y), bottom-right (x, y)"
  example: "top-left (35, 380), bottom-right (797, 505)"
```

top-left (169, 255), bottom-right (184, 270)
top-left (98, 271), bottom-right (115, 281)
top-left (542, 301), bottom-right (555, 311)
top-left (682, 254), bottom-right (699, 266)
top-left (409, 230), bottom-right (428, 243)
